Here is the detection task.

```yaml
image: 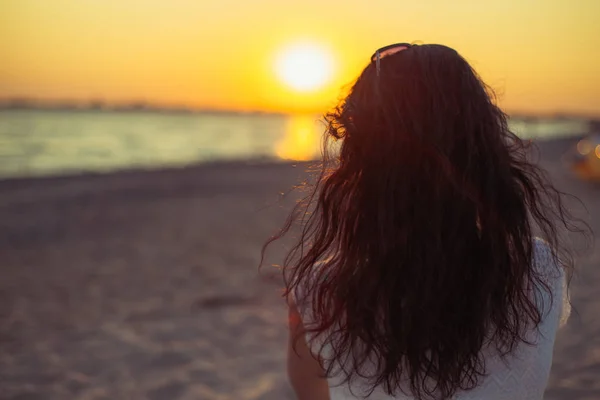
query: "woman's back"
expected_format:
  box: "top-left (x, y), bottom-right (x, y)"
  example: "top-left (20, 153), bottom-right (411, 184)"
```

top-left (308, 239), bottom-right (570, 400)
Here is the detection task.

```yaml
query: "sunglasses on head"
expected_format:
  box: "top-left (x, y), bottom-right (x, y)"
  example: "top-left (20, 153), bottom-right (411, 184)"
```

top-left (371, 43), bottom-right (413, 75)
top-left (371, 43), bottom-right (413, 62)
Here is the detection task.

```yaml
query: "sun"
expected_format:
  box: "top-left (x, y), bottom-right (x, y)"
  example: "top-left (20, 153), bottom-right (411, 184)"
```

top-left (275, 43), bottom-right (334, 92)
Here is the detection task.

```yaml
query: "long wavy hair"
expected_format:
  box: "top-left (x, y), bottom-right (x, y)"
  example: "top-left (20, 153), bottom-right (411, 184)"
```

top-left (263, 43), bottom-right (586, 399)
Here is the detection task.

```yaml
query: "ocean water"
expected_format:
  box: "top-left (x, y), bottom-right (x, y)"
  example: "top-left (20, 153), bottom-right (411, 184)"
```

top-left (0, 110), bottom-right (591, 179)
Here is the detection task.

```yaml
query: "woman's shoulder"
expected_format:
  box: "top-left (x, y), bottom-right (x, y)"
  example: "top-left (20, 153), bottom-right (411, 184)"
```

top-left (532, 236), bottom-right (551, 257)
top-left (532, 237), bottom-right (560, 275)
top-left (531, 237), bottom-right (571, 327)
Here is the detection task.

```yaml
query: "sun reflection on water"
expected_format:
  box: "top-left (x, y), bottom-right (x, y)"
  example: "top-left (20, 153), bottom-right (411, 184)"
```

top-left (275, 115), bottom-right (323, 161)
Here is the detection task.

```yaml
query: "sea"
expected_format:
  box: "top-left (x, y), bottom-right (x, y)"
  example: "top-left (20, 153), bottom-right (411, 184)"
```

top-left (0, 110), bottom-right (591, 179)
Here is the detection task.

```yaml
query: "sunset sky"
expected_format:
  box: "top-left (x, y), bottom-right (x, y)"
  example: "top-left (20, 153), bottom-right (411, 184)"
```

top-left (1, 0), bottom-right (599, 115)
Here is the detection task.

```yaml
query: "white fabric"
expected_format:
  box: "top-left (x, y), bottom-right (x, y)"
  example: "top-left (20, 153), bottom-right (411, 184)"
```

top-left (297, 238), bottom-right (570, 400)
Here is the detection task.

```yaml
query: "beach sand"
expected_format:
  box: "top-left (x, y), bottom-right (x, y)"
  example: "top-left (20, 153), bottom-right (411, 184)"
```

top-left (0, 138), bottom-right (598, 400)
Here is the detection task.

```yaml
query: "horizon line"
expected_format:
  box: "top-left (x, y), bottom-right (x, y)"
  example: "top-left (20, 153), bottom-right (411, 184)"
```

top-left (1, 97), bottom-right (599, 120)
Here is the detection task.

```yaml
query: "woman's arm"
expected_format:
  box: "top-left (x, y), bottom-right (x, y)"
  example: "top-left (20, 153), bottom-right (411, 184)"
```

top-left (287, 301), bottom-right (330, 400)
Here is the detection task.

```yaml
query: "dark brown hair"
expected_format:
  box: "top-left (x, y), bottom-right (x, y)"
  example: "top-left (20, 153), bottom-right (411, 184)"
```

top-left (263, 44), bottom-right (586, 399)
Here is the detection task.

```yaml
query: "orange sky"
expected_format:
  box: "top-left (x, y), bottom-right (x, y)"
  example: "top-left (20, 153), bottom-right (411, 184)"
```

top-left (1, 0), bottom-right (599, 115)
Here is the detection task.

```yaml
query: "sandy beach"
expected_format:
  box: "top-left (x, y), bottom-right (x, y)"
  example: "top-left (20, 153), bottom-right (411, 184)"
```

top-left (0, 137), bottom-right (598, 400)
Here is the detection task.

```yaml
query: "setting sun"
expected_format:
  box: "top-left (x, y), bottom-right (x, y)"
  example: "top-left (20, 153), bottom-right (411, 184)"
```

top-left (275, 43), bottom-right (334, 92)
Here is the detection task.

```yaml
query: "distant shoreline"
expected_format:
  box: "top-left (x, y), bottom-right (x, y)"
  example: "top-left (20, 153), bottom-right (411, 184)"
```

top-left (0, 104), bottom-right (287, 117)
top-left (1, 99), bottom-right (599, 121)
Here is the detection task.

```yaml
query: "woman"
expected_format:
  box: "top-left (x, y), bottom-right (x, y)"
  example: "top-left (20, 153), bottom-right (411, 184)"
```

top-left (264, 43), bottom-right (585, 400)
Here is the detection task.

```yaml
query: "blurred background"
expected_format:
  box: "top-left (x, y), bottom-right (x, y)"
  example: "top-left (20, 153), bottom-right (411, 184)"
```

top-left (0, 1), bottom-right (599, 399)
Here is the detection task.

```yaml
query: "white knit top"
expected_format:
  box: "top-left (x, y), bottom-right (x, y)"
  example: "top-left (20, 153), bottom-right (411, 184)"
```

top-left (297, 238), bottom-right (570, 400)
